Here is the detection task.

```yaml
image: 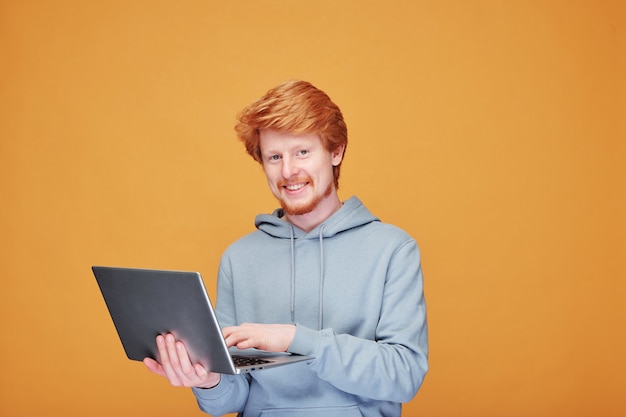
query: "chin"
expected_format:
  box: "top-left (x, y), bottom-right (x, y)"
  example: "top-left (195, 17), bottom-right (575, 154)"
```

top-left (281, 201), bottom-right (316, 216)
top-left (279, 183), bottom-right (333, 216)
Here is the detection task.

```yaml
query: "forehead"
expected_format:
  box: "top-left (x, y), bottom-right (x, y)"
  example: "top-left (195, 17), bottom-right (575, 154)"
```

top-left (259, 129), bottom-right (322, 152)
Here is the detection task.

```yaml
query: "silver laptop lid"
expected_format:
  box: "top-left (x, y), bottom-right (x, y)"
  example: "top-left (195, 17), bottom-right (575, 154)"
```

top-left (93, 266), bottom-right (238, 374)
top-left (92, 266), bottom-right (314, 374)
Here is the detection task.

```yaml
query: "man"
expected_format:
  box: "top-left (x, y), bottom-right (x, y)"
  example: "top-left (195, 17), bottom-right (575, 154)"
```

top-left (144, 80), bottom-right (428, 416)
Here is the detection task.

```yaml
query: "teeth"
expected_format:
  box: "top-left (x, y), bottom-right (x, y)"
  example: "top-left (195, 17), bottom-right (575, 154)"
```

top-left (286, 183), bottom-right (305, 191)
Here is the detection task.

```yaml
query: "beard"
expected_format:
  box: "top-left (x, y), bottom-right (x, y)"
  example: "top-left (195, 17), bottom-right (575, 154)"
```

top-left (279, 179), bottom-right (333, 216)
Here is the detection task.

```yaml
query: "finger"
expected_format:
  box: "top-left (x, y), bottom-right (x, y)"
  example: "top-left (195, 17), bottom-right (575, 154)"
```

top-left (164, 334), bottom-right (184, 379)
top-left (222, 326), bottom-right (240, 347)
top-left (167, 335), bottom-right (204, 386)
top-left (143, 357), bottom-right (165, 377)
top-left (223, 328), bottom-right (251, 348)
top-left (194, 363), bottom-right (208, 378)
top-left (174, 340), bottom-right (195, 375)
top-left (153, 335), bottom-right (218, 388)
top-left (157, 334), bottom-right (182, 386)
top-left (221, 326), bottom-right (237, 339)
top-left (231, 332), bottom-right (261, 350)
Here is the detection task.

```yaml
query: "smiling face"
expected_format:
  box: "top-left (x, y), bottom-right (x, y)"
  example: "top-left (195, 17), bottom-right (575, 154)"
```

top-left (260, 129), bottom-right (345, 226)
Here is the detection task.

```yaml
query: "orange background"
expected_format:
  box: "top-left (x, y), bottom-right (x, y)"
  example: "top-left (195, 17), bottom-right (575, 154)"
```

top-left (1, 1), bottom-right (624, 416)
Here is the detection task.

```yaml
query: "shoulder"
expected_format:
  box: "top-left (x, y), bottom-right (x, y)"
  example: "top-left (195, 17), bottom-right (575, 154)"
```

top-left (223, 229), bottom-right (270, 254)
top-left (361, 219), bottom-right (416, 245)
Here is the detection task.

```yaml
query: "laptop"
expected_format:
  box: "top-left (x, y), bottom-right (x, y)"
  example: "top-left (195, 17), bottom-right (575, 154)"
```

top-left (92, 266), bottom-right (313, 374)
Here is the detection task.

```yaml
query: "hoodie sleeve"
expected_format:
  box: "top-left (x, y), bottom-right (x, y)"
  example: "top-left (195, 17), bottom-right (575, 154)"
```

top-left (192, 374), bottom-right (250, 416)
top-left (287, 238), bottom-right (429, 403)
top-left (191, 262), bottom-right (251, 415)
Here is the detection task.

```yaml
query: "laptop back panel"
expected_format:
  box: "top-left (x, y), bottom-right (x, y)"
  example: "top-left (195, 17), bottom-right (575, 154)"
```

top-left (93, 266), bottom-right (237, 374)
top-left (92, 266), bottom-right (314, 375)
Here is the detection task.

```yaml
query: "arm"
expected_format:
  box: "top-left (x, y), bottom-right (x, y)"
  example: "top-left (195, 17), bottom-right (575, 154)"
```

top-left (288, 239), bottom-right (428, 402)
top-left (189, 261), bottom-right (251, 415)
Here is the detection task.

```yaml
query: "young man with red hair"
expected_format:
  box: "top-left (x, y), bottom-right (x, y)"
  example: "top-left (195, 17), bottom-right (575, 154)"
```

top-left (145, 80), bottom-right (428, 416)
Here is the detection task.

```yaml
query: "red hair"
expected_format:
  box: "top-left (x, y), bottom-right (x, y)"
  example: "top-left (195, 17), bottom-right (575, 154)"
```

top-left (235, 80), bottom-right (348, 188)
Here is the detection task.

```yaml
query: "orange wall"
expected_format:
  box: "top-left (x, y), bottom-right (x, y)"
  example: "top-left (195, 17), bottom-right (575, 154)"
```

top-left (1, 1), bottom-right (624, 416)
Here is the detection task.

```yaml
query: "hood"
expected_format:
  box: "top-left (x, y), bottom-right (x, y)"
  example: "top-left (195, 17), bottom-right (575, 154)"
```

top-left (254, 196), bottom-right (379, 239)
top-left (253, 196), bottom-right (379, 330)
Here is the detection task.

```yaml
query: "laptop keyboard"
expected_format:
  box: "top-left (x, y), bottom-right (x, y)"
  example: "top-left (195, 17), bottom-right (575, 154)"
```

top-left (232, 355), bottom-right (272, 367)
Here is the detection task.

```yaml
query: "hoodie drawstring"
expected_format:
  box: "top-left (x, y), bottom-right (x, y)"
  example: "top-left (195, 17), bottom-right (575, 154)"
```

top-left (318, 226), bottom-right (325, 330)
top-left (289, 225), bottom-right (296, 323)
top-left (288, 224), bottom-right (326, 330)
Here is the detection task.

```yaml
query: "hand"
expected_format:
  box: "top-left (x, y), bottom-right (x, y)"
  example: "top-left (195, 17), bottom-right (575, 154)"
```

top-left (223, 323), bottom-right (296, 352)
top-left (143, 334), bottom-right (221, 389)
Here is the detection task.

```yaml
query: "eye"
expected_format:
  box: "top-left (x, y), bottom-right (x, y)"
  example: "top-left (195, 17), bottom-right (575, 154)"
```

top-left (267, 154), bottom-right (281, 162)
top-left (297, 149), bottom-right (308, 157)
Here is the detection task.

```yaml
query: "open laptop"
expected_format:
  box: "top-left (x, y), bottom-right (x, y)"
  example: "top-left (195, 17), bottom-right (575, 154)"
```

top-left (92, 266), bottom-right (313, 374)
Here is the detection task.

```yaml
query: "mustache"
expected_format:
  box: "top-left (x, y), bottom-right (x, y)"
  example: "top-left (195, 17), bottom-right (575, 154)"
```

top-left (277, 177), bottom-right (312, 187)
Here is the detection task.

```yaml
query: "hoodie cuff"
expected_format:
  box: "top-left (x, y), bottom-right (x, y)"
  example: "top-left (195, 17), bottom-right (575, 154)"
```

top-left (192, 375), bottom-right (232, 401)
top-left (288, 324), bottom-right (324, 356)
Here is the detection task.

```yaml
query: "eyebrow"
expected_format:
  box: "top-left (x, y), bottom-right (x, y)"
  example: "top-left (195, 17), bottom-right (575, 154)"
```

top-left (262, 139), bottom-right (319, 155)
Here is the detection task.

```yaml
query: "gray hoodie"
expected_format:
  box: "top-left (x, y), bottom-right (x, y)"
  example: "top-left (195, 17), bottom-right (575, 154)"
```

top-left (193, 196), bottom-right (428, 416)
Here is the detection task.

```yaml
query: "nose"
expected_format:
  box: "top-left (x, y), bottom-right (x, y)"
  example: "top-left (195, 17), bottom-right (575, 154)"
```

top-left (281, 155), bottom-right (299, 179)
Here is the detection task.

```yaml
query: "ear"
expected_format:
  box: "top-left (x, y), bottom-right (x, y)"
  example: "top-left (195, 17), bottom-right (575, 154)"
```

top-left (331, 144), bottom-right (345, 166)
